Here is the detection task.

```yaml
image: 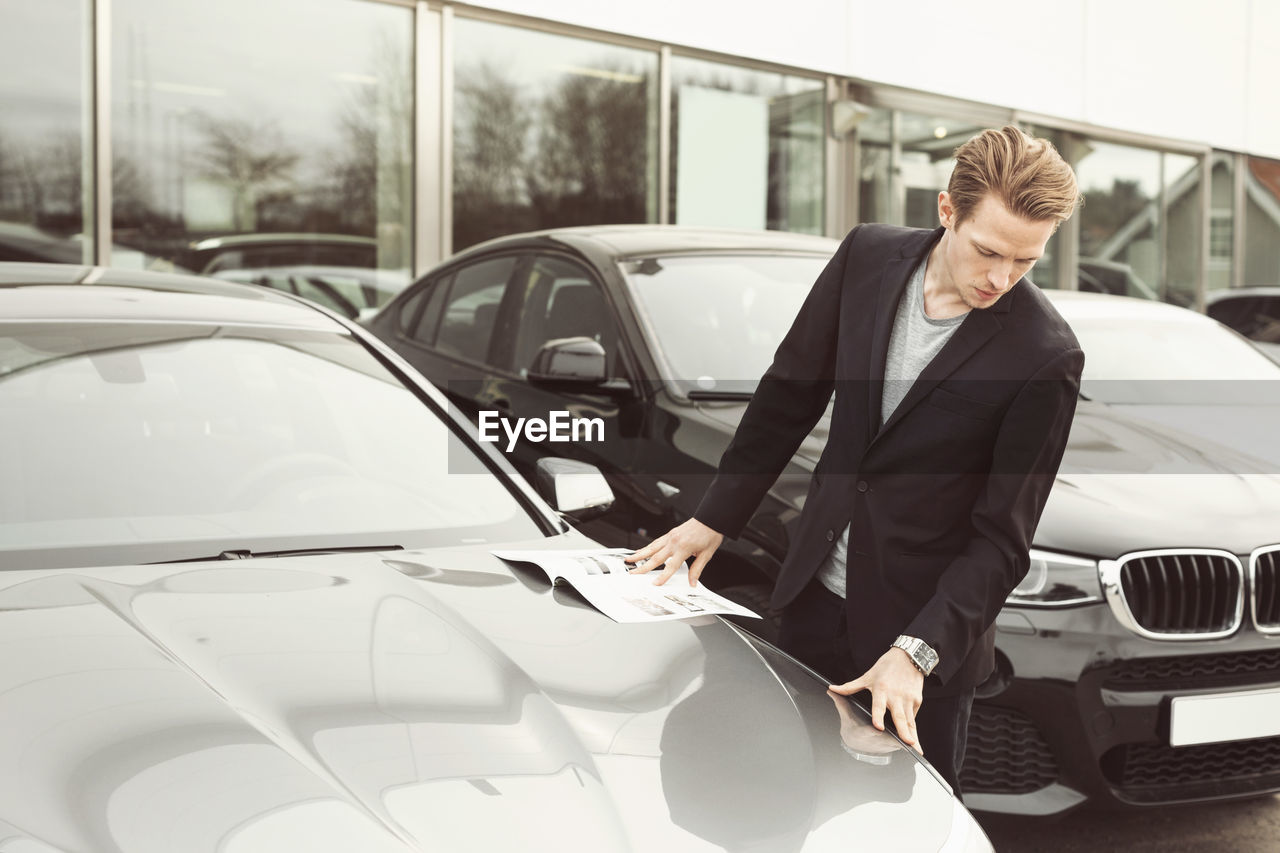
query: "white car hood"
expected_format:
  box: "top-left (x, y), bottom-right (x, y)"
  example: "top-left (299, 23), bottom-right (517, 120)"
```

top-left (0, 538), bottom-right (987, 853)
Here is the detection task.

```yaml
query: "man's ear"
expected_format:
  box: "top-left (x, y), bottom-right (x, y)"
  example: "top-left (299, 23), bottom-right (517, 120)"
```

top-left (937, 191), bottom-right (957, 229)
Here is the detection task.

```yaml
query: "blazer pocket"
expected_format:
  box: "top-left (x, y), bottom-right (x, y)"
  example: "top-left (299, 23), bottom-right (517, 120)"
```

top-left (925, 385), bottom-right (998, 421)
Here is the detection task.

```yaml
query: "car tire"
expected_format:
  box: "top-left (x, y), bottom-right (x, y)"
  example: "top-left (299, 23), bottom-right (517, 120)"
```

top-left (717, 584), bottom-right (782, 644)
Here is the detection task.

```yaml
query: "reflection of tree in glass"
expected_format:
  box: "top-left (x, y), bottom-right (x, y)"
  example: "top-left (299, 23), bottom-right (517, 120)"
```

top-left (192, 113), bottom-right (299, 232)
top-left (0, 129), bottom-right (85, 235)
top-left (314, 27), bottom-right (412, 257)
top-left (526, 63), bottom-right (650, 230)
top-left (454, 62), bottom-right (533, 250)
top-left (453, 60), bottom-right (651, 250)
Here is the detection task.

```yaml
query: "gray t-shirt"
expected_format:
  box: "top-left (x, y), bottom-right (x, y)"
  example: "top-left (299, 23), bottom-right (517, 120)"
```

top-left (815, 253), bottom-right (967, 598)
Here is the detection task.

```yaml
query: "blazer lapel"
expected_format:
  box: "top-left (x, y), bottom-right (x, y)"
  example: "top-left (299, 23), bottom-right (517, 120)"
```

top-left (866, 255), bottom-right (916, 438)
top-left (865, 228), bottom-right (944, 439)
top-left (872, 304), bottom-right (1004, 445)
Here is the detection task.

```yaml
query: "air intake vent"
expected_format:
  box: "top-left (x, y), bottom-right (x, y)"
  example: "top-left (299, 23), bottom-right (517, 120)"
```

top-left (1101, 550), bottom-right (1243, 640)
top-left (960, 705), bottom-right (1057, 794)
top-left (1252, 547), bottom-right (1280, 633)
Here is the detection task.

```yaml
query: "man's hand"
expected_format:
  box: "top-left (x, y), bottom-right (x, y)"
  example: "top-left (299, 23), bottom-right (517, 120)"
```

top-left (624, 518), bottom-right (723, 587)
top-left (829, 647), bottom-right (926, 755)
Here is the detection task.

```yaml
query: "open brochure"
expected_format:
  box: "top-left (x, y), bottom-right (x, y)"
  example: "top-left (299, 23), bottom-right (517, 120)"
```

top-left (491, 548), bottom-right (762, 624)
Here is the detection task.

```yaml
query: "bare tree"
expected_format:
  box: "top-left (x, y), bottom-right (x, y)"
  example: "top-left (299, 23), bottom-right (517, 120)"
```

top-left (321, 27), bottom-right (413, 247)
top-left (453, 62), bottom-right (532, 249)
top-left (527, 64), bottom-right (651, 228)
top-left (192, 113), bottom-right (299, 231)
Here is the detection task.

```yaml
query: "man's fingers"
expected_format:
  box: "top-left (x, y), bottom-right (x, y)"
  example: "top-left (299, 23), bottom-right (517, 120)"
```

top-left (889, 701), bottom-right (915, 744)
top-left (687, 551), bottom-right (713, 587)
top-left (870, 691), bottom-right (887, 731)
top-left (827, 677), bottom-right (866, 696)
top-left (626, 551), bottom-right (665, 575)
top-left (651, 555), bottom-right (685, 586)
top-left (888, 699), bottom-right (925, 756)
top-left (625, 538), bottom-right (665, 565)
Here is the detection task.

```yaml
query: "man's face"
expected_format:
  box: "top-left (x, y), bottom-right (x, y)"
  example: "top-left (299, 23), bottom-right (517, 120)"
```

top-left (936, 192), bottom-right (1056, 310)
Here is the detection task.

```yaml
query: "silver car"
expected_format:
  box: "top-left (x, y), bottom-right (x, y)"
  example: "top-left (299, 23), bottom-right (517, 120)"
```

top-left (0, 263), bottom-right (991, 852)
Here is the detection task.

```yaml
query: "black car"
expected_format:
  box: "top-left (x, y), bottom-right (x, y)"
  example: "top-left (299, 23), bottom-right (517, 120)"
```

top-left (368, 225), bottom-right (1280, 815)
top-left (1206, 286), bottom-right (1280, 363)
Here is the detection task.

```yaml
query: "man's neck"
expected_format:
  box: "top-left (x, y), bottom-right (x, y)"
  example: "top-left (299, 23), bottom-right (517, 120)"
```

top-left (921, 239), bottom-right (970, 320)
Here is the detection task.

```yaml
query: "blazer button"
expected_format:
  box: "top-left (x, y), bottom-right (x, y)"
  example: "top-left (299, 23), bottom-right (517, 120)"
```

top-left (826, 529), bottom-right (835, 542)
top-left (857, 480), bottom-right (868, 493)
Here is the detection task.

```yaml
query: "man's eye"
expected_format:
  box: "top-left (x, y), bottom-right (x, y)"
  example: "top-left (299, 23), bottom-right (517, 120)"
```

top-left (978, 249), bottom-right (995, 258)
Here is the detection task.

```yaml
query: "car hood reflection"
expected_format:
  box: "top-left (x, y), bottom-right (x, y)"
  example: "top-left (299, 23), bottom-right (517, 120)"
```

top-left (0, 539), bottom-right (982, 853)
top-left (1039, 401), bottom-right (1280, 555)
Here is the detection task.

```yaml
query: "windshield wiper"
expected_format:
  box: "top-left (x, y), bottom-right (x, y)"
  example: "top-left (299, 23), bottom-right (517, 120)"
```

top-left (154, 544), bottom-right (403, 563)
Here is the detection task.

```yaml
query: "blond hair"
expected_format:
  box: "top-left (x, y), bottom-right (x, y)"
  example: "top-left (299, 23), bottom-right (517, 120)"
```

top-left (948, 126), bottom-right (1079, 226)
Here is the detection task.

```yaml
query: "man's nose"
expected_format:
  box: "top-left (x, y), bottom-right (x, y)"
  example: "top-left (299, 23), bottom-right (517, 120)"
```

top-left (987, 262), bottom-right (1014, 291)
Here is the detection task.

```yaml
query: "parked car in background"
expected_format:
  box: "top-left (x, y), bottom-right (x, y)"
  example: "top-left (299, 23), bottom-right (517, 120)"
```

top-left (183, 232), bottom-right (378, 274)
top-left (0, 262), bottom-right (989, 852)
top-left (0, 222), bottom-right (84, 264)
top-left (1206, 286), bottom-right (1280, 363)
top-left (211, 264), bottom-right (409, 320)
top-left (367, 225), bottom-right (1280, 815)
top-left (1077, 257), bottom-right (1162, 303)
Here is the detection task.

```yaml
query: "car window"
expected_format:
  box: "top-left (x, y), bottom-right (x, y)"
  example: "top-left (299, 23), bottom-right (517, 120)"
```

top-left (622, 254), bottom-right (828, 395)
top-left (435, 256), bottom-right (517, 365)
top-left (401, 275), bottom-right (449, 343)
top-left (513, 256), bottom-right (623, 378)
top-left (1210, 294), bottom-right (1280, 344)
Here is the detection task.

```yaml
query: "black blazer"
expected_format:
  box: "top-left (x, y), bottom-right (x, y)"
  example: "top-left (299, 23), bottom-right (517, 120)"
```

top-left (695, 223), bottom-right (1084, 694)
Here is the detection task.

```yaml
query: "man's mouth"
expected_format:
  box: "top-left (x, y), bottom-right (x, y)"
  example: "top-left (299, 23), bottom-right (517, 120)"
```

top-left (974, 287), bottom-right (998, 300)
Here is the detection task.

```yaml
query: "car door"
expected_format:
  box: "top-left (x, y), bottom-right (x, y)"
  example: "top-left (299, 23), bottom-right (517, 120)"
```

top-left (496, 252), bottom-right (653, 546)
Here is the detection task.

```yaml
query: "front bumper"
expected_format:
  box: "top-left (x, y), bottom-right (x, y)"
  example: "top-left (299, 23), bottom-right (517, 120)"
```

top-left (961, 603), bottom-right (1280, 815)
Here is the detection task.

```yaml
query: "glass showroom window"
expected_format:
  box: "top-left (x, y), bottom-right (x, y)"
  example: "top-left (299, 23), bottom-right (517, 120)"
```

top-left (110, 0), bottom-right (412, 286)
top-left (1077, 141), bottom-right (1206, 308)
top-left (1075, 141), bottom-right (1164, 302)
top-left (857, 108), bottom-right (983, 233)
top-left (452, 19), bottom-right (659, 251)
top-left (1243, 155), bottom-right (1280, 287)
top-left (669, 57), bottom-right (824, 234)
top-left (0, 1), bottom-right (91, 264)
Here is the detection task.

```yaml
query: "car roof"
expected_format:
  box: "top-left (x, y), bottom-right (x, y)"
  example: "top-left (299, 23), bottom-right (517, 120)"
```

top-left (189, 232), bottom-right (377, 250)
top-left (1205, 286), bottom-right (1280, 303)
top-left (1044, 288), bottom-right (1213, 325)
top-left (462, 224), bottom-right (842, 260)
top-left (0, 263), bottom-right (342, 329)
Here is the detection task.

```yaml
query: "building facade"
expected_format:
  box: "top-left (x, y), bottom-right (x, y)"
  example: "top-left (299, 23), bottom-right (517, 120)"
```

top-left (1, 0), bottom-right (1276, 309)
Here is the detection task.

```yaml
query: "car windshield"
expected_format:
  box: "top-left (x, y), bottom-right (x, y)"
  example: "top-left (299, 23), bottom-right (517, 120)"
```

top-left (1065, 307), bottom-right (1280, 404)
top-left (0, 321), bottom-right (540, 569)
top-left (621, 254), bottom-right (829, 396)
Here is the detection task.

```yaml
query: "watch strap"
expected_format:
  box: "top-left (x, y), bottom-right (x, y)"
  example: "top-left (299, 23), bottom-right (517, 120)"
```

top-left (892, 634), bottom-right (939, 676)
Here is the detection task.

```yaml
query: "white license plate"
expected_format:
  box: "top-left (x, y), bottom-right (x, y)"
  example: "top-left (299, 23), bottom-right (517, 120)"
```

top-left (1170, 687), bottom-right (1280, 746)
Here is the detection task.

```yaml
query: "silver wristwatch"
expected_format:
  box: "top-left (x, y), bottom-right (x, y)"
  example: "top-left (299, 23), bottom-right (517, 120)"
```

top-left (892, 635), bottom-right (939, 676)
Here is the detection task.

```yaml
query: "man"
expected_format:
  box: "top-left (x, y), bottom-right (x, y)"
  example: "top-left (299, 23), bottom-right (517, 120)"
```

top-left (626, 126), bottom-right (1084, 795)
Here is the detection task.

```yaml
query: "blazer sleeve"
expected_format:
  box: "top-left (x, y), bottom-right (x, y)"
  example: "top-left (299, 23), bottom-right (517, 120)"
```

top-left (904, 344), bottom-right (1085, 685)
top-left (692, 226), bottom-right (859, 539)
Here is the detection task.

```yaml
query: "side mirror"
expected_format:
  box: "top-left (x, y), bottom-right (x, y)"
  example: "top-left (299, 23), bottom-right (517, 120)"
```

top-left (535, 457), bottom-right (614, 521)
top-left (529, 337), bottom-right (607, 384)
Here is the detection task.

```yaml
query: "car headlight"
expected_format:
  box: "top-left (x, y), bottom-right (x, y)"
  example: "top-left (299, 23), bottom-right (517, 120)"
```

top-left (1006, 549), bottom-right (1103, 607)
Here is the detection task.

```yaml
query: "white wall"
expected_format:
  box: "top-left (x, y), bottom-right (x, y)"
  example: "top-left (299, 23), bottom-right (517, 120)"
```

top-left (468, 0), bottom-right (1280, 159)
